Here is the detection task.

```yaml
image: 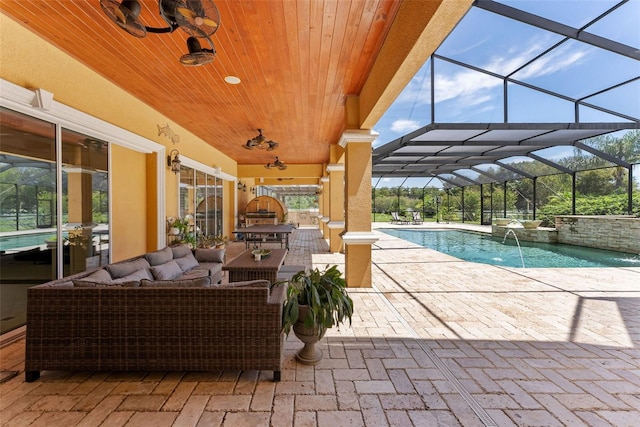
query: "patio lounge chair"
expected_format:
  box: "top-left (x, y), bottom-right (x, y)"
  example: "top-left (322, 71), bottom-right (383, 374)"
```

top-left (391, 212), bottom-right (409, 225)
top-left (412, 211), bottom-right (423, 224)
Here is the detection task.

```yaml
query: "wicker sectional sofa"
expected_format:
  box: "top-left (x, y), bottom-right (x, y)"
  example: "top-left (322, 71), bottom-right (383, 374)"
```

top-left (25, 244), bottom-right (286, 382)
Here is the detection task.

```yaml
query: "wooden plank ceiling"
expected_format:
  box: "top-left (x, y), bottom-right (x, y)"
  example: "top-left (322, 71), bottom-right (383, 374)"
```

top-left (0, 0), bottom-right (401, 167)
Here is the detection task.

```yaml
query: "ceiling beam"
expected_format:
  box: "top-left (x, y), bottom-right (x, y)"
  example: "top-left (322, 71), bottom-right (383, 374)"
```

top-left (528, 153), bottom-right (574, 174)
top-left (495, 161), bottom-right (534, 179)
top-left (574, 141), bottom-right (631, 168)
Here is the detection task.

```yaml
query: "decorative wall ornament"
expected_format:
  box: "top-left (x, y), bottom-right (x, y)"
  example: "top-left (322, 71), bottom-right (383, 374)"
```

top-left (157, 124), bottom-right (180, 144)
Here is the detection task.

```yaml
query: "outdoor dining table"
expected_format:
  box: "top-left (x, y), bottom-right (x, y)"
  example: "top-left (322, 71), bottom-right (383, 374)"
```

top-left (232, 223), bottom-right (296, 250)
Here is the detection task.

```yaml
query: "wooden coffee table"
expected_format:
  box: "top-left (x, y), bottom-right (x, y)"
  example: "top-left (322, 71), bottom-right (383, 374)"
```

top-left (223, 249), bottom-right (287, 283)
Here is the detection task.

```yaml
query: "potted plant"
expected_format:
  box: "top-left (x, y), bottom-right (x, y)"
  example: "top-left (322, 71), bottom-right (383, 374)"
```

top-left (212, 234), bottom-right (228, 249)
top-left (282, 264), bottom-right (354, 365)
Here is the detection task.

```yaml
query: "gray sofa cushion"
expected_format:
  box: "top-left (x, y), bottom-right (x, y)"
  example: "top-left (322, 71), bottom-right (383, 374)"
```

top-left (171, 244), bottom-right (192, 259)
top-left (113, 269), bottom-right (153, 283)
top-left (106, 258), bottom-right (151, 279)
top-left (145, 246), bottom-right (174, 266)
top-left (73, 280), bottom-right (140, 288)
top-left (177, 268), bottom-right (210, 280)
top-left (194, 248), bottom-right (225, 263)
top-left (150, 260), bottom-right (182, 280)
top-left (76, 268), bottom-right (112, 283)
top-left (140, 277), bottom-right (211, 287)
top-left (198, 262), bottom-right (223, 277)
top-left (174, 252), bottom-right (199, 272)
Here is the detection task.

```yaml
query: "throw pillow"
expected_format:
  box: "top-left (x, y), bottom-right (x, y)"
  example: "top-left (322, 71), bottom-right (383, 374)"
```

top-left (145, 246), bottom-right (173, 266)
top-left (106, 258), bottom-right (151, 279)
top-left (76, 268), bottom-right (113, 283)
top-left (171, 244), bottom-right (192, 259)
top-left (194, 248), bottom-right (225, 263)
top-left (174, 252), bottom-right (199, 272)
top-left (140, 277), bottom-right (211, 287)
top-left (149, 260), bottom-right (182, 280)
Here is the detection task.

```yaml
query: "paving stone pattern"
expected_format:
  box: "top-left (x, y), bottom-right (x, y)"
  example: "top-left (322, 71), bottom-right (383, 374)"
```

top-left (1, 224), bottom-right (639, 426)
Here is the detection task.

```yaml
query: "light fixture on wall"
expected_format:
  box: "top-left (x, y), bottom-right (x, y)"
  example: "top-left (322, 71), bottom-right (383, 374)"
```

top-left (100, 0), bottom-right (220, 67)
top-left (237, 181), bottom-right (247, 192)
top-left (167, 149), bottom-right (181, 174)
top-left (243, 129), bottom-right (278, 150)
top-left (265, 156), bottom-right (287, 170)
top-left (250, 186), bottom-right (256, 194)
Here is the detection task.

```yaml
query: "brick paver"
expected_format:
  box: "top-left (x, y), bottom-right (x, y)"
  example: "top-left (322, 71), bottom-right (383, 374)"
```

top-left (1, 224), bottom-right (639, 426)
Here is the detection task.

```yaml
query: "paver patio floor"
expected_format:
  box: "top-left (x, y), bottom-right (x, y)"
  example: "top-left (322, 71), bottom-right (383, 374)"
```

top-left (1, 225), bottom-right (639, 426)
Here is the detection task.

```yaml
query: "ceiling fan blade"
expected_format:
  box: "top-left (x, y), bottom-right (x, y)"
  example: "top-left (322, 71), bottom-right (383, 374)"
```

top-left (202, 17), bottom-right (218, 28)
top-left (176, 6), bottom-right (197, 21)
top-left (114, 7), bottom-right (126, 24)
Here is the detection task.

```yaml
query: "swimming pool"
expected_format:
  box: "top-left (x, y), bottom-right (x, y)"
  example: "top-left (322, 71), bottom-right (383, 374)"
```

top-left (0, 231), bottom-right (56, 252)
top-left (380, 229), bottom-right (640, 268)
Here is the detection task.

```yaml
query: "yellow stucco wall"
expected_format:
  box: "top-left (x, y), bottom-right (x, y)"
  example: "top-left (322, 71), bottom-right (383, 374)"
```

top-left (111, 145), bottom-right (148, 261)
top-left (1, 13), bottom-right (238, 259)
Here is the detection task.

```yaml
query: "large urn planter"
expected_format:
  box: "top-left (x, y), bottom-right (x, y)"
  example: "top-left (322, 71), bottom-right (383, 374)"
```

top-left (282, 265), bottom-right (353, 366)
top-left (494, 218), bottom-right (512, 226)
top-left (521, 220), bottom-right (542, 229)
top-left (292, 306), bottom-right (325, 365)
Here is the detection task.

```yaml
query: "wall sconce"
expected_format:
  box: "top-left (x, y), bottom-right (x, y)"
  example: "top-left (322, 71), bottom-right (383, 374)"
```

top-left (237, 181), bottom-right (247, 192)
top-left (250, 186), bottom-right (256, 194)
top-left (167, 149), bottom-right (181, 174)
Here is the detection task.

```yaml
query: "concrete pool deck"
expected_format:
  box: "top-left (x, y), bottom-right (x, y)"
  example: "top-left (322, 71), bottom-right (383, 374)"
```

top-left (1, 224), bottom-right (639, 426)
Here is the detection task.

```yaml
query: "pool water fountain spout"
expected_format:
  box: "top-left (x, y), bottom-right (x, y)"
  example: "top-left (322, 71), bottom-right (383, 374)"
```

top-left (502, 229), bottom-right (525, 268)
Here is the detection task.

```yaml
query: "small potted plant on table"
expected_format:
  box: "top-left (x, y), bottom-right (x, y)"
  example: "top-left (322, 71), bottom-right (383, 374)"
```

top-left (282, 265), bottom-right (354, 365)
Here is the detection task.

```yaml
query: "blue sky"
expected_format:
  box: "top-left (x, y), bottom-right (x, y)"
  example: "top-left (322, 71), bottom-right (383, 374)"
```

top-left (372, 0), bottom-right (640, 155)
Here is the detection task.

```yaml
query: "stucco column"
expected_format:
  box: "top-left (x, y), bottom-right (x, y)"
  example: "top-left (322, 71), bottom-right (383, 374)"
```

top-left (339, 130), bottom-right (379, 288)
top-left (319, 176), bottom-right (329, 237)
top-left (326, 164), bottom-right (345, 253)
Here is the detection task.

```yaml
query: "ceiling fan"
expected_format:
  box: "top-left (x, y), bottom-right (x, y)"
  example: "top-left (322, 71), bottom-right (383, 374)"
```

top-left (100, 0), bottom-right (220, 66)
top-left (265, 156), bottom-right (287, 170)
top-left (243, 129), bottom-right (279, 151)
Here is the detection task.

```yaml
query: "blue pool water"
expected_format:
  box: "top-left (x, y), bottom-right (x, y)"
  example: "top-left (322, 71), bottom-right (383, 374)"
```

top-left (381, 229), bottom-right (640, 268)
top-left (0, 231), bottom-right (56, 251)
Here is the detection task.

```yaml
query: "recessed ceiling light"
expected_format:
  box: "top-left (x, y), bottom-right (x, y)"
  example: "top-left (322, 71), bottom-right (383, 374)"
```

top-left (224, 76), bottom-right (241, 84)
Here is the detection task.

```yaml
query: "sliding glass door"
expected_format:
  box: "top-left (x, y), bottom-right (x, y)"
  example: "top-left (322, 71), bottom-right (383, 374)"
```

top-left (0, 107), bottom-right (109, 334)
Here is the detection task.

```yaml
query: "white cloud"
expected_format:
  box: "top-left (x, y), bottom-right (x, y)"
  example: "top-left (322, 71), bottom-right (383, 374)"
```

top-left (434, 70), bottom-right (500, 104)
top-left (391, 119), bottom-right (421, 133)
top-left (398, 37), bottom-right (591, 113)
